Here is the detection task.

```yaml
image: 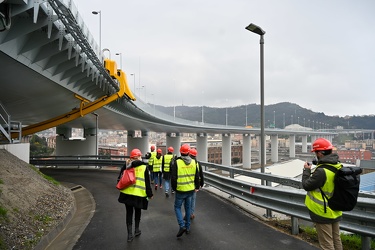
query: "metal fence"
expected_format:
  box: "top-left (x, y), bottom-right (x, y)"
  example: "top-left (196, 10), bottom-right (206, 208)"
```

top-left (201, 162), bottom-right (375, 249)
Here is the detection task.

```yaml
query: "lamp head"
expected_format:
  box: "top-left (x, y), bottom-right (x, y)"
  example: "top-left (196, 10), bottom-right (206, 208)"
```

top-left (92, 10), bottom-right (101, 15)
top-left (245, 23), bottom-right (265, 35)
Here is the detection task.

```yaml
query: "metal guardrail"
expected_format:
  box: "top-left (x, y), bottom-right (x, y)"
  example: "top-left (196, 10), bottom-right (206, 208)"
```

top-left (32, 156), bottom-right (375, 248)
top-left (200, 162), bottom-right (375, 249)
top-left (30, 155), bottom-right (126, 167)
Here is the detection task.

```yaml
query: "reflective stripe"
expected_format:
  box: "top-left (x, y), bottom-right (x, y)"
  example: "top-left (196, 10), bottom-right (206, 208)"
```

top-left (163, 154), bottom-right (173, 172)
top-left (304, 163), bottom-right (342, 218)
top-left (121, 164), bottom-right (147, 197)
top-left (153, 157), bottom-right (162, 172)
top-left (176, 159), bottom-right (196, 192)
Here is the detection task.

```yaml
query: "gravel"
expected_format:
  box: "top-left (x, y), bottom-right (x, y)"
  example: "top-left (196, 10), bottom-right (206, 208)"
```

top-left (0, 150), bottom-right (74, 250)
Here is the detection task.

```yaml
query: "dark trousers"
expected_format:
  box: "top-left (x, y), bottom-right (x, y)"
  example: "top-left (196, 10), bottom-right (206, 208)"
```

top-left (125, 204), bottom-right (141, 224)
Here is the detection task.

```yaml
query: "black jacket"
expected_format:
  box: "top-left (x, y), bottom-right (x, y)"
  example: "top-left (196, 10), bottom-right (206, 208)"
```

top-left (117, 160), bottom-right (153, 209)
top-left (171, 155), bottom-right (199, 193)
top-left (302, 153), bottom-right (342, 223)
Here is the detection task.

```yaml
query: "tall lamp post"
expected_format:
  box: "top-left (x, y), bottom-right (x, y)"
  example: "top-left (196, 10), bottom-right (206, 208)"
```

top-left (92, 112), bottom-right (99, 160)
top-left (115, 52), bottom-right (122, 69)
top-left (246, 23), bottom-right (266, 176)
top-left (92, 10), bottom-right (101, 57)
top-left (130, 73), bottom-right (135, 93)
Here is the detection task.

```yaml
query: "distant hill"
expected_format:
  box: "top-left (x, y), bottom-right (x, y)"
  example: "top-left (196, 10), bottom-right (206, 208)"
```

top-left (152, 102), bottom-right (375, 130)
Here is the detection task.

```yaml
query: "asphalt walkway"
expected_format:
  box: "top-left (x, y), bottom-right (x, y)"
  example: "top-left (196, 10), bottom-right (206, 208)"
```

top-left (39, 168), bottom-right (318, 250)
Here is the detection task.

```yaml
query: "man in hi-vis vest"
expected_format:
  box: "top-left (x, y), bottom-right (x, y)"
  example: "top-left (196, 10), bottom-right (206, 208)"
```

top-left (302, 138), bottom-right (343, 250)
top-left (171, 144), bottom-right (199, 237)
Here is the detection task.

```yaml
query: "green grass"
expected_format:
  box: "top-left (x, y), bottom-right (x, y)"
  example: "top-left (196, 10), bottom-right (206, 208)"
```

top-left (34, 215), bottom-right (52, 225)
top-left (0, 207), bottom-right (7, 218)
top-left (29, 165), bottom-right (60, 185)
top-left (300, 226), bottom-right (375, 250)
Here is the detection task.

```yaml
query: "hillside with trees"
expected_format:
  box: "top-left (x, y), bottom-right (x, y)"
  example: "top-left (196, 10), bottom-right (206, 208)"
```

top-left (153, 102), bottom-right (375, 130)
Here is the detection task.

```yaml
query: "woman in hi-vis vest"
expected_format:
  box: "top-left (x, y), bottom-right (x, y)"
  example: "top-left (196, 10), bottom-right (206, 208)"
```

top-left (117, 149), bottom-right (153, 242)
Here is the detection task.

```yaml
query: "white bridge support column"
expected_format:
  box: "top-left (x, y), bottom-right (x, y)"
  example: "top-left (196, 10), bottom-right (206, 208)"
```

top-left (196, 133), bottom-right (208, 162)
top-left (289, 135), bottom-right (296, 158)
top-left (222, 133), bottom-right (231, 166)
top-left (302, 135), bottom-right (308, 153)
top-left (310, 135), bottom-right (317, 151)
top-left (166, 132), bottom-right (181, 155)
top-left (271, 135), bottom-right (278, 163)
top-left (127, 130), bottom-right (149, 156)
top-left (56, 127), bottom-right (95, 155)
top-left (243, 133), bottom-right (251, 169)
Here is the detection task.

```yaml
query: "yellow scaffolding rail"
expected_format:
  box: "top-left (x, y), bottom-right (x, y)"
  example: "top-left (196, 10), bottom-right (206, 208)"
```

top-left (12, 59), bottom-right (135, 138)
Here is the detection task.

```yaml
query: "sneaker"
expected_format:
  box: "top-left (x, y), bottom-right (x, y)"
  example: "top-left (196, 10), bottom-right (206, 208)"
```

top-left (186, 229), bottom-right (190, 235)
top-left (176, 227), bottom-right (186, 237)
top-left (160, 185), bottom-right (163, 189)
top-left (155, 185), bottom-right (158, 190)
top-left (171, 190), bottom-right (175, 194)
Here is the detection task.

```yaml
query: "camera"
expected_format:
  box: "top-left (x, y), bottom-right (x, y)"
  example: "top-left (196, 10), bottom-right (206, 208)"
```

top-left (311, 158), bottom-right (318, 165)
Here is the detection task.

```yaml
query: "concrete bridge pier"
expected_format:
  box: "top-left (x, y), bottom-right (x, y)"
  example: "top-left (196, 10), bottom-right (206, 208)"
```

top-left (55, 127), bottom-right (96, 155)
top-left (196, 133), bottom-right (208, 162)
top-left (242, 133), bottom-right (251, 169)
top-left (222, 133), bottom-right (231, 166)
top-left (127, 130), bottom-right (149, 156)
top-left (302, 135), bottom-right (308, 153)
top-left (289, 135), bottom-right (295, 158)
top-left (166, 132), bottom-right (181, 155)
top-left (271, 135), bottom-right (278, 163)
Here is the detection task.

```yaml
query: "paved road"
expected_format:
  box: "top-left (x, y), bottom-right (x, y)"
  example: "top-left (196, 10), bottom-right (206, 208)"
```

top-left (41, 168), bottom-right (318, 250)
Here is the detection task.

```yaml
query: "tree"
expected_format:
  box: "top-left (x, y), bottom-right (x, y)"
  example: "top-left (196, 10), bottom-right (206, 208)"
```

top-left (30, 134), bottom-right (54, 156)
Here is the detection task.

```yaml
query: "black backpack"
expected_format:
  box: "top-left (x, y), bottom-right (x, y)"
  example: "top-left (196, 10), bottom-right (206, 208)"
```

top-left (319, 164), bottom-right (362, 212)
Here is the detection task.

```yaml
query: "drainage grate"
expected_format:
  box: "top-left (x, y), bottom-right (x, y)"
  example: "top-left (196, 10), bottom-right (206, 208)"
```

top-left (71, 185), bottom-right (83, 191)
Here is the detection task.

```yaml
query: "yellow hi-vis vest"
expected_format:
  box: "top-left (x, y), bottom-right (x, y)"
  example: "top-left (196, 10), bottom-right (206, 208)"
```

top-left (163, 154), bottom-right (174, 172)
top-left (153, 156), bottom-right (162, 173)
top-left (304, 163), bottom-right (343, 219)
top-left (148, 151), bottom-right (156, 165)
top-left (121, 164), bottom-right (147, 197)
top-left (176, 159), bottom-right (196, 192)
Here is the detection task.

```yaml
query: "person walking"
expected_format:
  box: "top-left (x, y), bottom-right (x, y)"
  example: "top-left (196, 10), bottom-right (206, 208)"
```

top-left (152, 149), bottom-right (163, 190)
top-left (162, 146), bottom-right (175, 197)
top-left (189, 148), bottom-right (204, 220)
top-left (171, 144), bottom-right (199, 237)
top-left (117, 148), bottom-right (153, 242)
top-left (145, 145), bottom-right (156, 184)
top-left (302, 138), bottom-right (343, 250)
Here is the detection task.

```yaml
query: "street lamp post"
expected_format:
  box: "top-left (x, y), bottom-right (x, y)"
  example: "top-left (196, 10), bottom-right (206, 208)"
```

top-left (92, 10), bottom-right (101, 57)
top-left (130, 73), bottom-right (135, 93)
top-left (115, 52), bottom-right (122, 69)
top-left (92, 112), bottom-right (99, 160)
top-left (246, 23), bottom-right (266, 176)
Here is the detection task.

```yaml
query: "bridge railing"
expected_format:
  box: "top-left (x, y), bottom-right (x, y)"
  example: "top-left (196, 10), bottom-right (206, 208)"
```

top-left (201, 161), bottom-right (375, 249)
top-left (31, 156), bottom-right (375, 248)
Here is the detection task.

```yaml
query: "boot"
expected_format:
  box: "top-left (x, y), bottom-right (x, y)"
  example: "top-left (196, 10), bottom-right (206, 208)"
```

top-left (127, 223), bottom-right (133, 242)
top-left (134, 220), bottom-right (142, 237)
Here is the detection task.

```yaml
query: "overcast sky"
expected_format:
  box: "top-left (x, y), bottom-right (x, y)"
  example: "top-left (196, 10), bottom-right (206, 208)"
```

top-left (74, 0), bottom-right (375, 117)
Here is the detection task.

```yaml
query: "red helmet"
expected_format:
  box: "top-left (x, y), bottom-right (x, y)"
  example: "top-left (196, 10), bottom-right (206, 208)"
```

top-left (180, 144), bottom-right (190, 155)
top-left (150, 145), bottom-right (155, 151)
top-left (190, 148), bottom-right (197, 157)
top-left (157, 149), bottom-right (162, 154)
top-left (168, 146), bottom-right (174, 153)
top-left (311, 138), bottom-right (333, 152)
top-left (130, 149), bottom-right (142, 158)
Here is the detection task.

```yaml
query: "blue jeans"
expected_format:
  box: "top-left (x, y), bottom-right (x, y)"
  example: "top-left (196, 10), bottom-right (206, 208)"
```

top-left (164, 179), bottom-right (170, 193)
top-left (174, 191), bottom-right (193, 230)
top-left (153, 172), bottom-right (162, 186)
top-left (191, 191), bottom-right (197, 214)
